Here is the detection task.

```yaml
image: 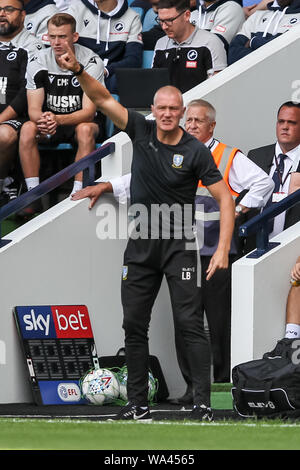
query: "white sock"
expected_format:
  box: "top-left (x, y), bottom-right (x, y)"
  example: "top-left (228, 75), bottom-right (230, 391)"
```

top-left (71, 180), bottom-right (82, 195)
top-left (25, 177), bottom-right (39, 191)
top-left (285, 323), bottom-right (300, 339)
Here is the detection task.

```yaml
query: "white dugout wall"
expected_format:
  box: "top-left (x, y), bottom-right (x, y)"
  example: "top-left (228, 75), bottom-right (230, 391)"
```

top-left (1, 27), bottom-right (300, 403)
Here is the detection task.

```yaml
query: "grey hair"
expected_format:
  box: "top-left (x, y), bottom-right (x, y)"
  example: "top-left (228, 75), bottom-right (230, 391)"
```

top-left (187, 99), bottom-right (216, 122)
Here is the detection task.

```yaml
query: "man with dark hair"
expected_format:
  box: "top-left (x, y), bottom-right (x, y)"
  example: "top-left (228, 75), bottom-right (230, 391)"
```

top-left (152, 0), bottom-right (227, 93)
top-left (60, 42), bottom-right (235, 421)
top-left (0, 0), bottom-right (44, 206)
top-left (18, 13), bottom-right (105, 215)
top-left (246, 101), bottom-right (300, 243)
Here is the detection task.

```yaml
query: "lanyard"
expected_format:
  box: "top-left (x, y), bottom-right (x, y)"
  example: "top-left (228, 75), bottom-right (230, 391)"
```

top-left (207, 138), bottom-right (216, 151)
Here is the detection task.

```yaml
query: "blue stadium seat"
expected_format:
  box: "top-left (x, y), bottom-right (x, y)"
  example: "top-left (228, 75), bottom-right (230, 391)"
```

top-left (142, 50), bottom-right (154, 68)
top-left (131, 6), bottom-right (145, 22)
top-left (142, 8), bottom-right (157, 32)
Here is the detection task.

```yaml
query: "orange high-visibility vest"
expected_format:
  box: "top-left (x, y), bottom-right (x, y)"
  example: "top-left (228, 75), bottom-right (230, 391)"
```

top-left (198, 142), bottom-right (239, 197)
top-left (195, 142), bottom-right (240, 255)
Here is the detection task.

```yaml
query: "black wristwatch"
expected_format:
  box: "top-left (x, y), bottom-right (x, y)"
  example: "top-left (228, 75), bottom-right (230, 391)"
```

top-left (73, 62), bottom-right (84, 76)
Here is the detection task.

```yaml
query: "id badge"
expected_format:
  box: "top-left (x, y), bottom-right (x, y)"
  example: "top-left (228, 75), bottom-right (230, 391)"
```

top-left (272, 192), bottom-right (287, 203)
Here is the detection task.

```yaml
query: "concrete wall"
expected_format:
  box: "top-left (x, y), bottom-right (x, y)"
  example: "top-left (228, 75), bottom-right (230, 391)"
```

top-left (0, 133), bottom-right (185, 403)
top-left (231, 222), bottom-right (300, 369)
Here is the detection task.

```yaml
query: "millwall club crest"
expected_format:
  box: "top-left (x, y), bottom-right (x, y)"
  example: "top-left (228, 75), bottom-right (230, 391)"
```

top-left (122, 266), bottom-right (128, 280)
top-left (172, 154), bottom-right (184, 168)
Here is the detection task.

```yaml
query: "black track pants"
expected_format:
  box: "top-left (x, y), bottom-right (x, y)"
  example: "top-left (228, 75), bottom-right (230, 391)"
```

top-left (121, 237), bottom-right (211, 406)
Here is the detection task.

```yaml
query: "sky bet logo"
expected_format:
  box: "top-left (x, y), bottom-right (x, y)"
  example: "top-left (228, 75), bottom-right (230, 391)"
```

top-left (15, 305), bottom-right (93, 339)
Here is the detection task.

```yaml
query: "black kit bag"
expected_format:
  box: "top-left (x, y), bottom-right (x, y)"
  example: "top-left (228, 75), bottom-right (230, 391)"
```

top-left (231, 338), bottom-right (300, 418)
top-left (98, 347), bottom-right (169, 402)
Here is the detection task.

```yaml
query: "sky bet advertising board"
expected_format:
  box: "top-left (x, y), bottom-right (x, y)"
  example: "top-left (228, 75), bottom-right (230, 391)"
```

top-left (14, 305), bottom-right (99, 405)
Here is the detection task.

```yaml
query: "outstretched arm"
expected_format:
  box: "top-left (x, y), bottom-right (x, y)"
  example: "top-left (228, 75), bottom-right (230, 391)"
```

top-left (57, 43), bottom-right (128, 131)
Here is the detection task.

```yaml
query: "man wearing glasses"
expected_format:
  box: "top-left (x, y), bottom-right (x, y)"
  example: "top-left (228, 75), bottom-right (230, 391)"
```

top-left (0, 0), bottom-right (44, 206)
top-left (152, 0), bottom-right (227, 93)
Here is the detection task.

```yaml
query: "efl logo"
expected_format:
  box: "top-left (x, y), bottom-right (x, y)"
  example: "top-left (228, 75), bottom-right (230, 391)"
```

top-left (57, 383), bottom-right (81, 402)
top-left (15, 305), bottom-right (93, 339)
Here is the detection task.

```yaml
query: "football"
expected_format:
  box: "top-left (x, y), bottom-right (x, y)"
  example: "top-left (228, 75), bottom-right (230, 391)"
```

top-left (81, 368), bottom-right (120, 405)
top-left (117, 366), bottom-right (157, 402)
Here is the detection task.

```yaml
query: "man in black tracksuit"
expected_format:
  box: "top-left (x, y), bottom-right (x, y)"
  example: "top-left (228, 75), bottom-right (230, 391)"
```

top-left (60, 43), bottom-right (235, 422)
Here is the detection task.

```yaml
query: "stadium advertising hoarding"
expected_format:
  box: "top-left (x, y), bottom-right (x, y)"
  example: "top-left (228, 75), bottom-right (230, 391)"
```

top-left (14, 305), bottom-right (99, 405)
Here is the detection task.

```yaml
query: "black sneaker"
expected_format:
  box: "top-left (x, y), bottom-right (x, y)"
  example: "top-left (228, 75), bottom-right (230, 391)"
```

top-left (190, 404), bottom-right (213, 422)
top-left (109, 403), bottom-right (152, 422)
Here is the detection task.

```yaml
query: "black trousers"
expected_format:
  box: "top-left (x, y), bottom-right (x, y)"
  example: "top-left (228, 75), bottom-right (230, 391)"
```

top-left (175, 255), bottom-right (234, 385)
top-left (121, 237), bottom-right (211, 407)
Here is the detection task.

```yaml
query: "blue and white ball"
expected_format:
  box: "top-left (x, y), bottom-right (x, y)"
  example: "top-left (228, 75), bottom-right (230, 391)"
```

top-left (81, 368), bottom-right (120, 405)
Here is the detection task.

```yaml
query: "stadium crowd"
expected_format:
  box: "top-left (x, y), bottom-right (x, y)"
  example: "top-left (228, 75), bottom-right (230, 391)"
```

top-left (1, 0), bottom-right (300, 208)
top-left (0, 0), bottom-right (299, 419)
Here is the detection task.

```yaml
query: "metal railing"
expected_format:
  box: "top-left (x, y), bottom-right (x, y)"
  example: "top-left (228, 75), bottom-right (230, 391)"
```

top-left (0, 141), bottom-right (115, 248)
top-left (239, 188), bottom-right (300, 258)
